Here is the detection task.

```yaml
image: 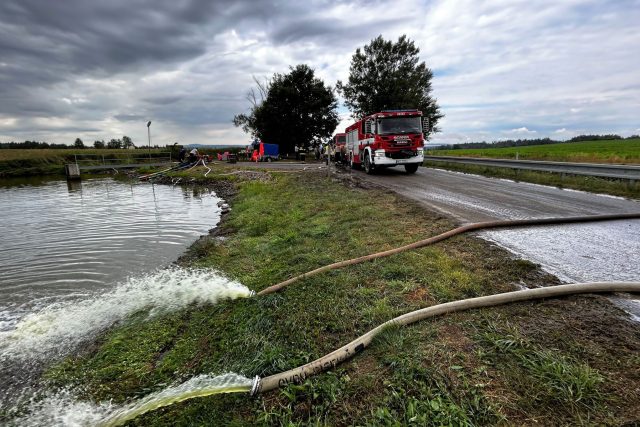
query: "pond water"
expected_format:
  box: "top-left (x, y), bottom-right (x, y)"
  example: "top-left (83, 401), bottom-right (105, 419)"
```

top-left (0, 177), bottom-right (229, 410)
top-left (0, 176), bottom-right (224, 331)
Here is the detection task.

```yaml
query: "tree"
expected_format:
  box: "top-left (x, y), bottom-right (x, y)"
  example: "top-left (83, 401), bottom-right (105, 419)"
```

top-left (122, 135), bottom-right (134, 148)
top-left (233, 64), bottom-right (339, 153)
top-left (74, 138), bottom-right (85, 148)
top-left (233, 76), bottom-right (271, 137)
top-left (337, 35), bottom-right (443, 135)
top-left (107, 138), bottom-right (122, 149)
top-left (93, 140), bottom-right (105, 149)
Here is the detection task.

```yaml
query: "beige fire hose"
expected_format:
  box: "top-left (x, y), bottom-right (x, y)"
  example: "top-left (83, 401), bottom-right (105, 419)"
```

top-left (251, 281), bottom-right (640, 394)
top-left (257, 213), bottom-right (640, 296)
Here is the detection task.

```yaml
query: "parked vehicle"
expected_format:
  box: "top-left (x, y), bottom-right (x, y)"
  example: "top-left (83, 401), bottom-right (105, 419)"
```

top-left (344, 109), bottom-right (428, 174)
top-left (249, 141), bottom-right (280, 162)
top-left (332, 133), bottom-right (346, 163)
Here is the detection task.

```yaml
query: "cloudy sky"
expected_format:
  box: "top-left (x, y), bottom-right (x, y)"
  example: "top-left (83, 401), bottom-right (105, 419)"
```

top-left (1, 0), bottom-right (638, 147)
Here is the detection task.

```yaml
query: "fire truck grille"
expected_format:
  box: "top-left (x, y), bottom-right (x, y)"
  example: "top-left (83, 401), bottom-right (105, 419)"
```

top-left (386, 150), bottom-right (416, 159)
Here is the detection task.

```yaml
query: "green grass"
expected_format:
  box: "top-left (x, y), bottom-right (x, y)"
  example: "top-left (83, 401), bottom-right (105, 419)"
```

top-left (475, 320), bottom-right (604, 413)
top-left (37, 170), bottom-right (640, 425)
top-left (430, 138), bottom-right (640, 164)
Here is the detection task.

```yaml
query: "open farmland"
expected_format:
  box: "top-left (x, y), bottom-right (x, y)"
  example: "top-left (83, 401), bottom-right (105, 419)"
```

top-left (0, 148), bottom-right (172, 177)
top-left (430, 138), bottom-right (640, 164)
top-left (0, 148), bottom-right (170, 162)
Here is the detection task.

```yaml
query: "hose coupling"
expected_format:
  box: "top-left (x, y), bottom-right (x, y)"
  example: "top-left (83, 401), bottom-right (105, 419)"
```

top-left (250, 376), bottom-right (261, 396)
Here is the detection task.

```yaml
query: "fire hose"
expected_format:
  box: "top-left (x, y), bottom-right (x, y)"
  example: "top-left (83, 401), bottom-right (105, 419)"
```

top-left (251, 281), bottom-right (640, 394)
top-left (258, 212), bottom-right (640, 296)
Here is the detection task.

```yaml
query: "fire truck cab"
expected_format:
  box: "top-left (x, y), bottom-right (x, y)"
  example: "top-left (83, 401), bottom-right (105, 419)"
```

top-left (345, 109), bottom-right (427, 174)
top-left (332, 132), bottom-right (346, 163)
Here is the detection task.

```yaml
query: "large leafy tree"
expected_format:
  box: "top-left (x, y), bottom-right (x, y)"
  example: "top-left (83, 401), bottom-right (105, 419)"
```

top-left (107, 138), bottom-right (122, 149)
top-left (73, 137), bottom-right (84, 148)
top-left (337, 35), bottom-right (443, 135)
top-left (234, 64), bottom-right (339, 153)
top-left (122, 135), bottom-right (134, 148)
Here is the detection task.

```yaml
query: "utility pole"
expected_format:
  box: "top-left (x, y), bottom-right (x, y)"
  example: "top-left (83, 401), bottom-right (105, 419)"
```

top-left (147, 121), bottom-right (152, 158)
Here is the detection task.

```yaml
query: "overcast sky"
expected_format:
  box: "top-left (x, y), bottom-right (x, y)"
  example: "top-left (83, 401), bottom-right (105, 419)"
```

top-left (1, 0), bottom-right (638, 147)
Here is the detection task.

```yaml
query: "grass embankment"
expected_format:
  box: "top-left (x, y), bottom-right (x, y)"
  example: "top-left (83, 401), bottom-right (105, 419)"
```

top-left (0, 148), bottom-right (170, 177)
top-left (430, 139), bottom-right (640, 164)
top-left (45, 169), bottom-right (640, 425)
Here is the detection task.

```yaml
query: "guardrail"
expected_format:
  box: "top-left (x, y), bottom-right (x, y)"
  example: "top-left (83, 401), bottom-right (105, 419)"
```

top-left (424, 156), bottom-right (640, 181)
top-left (73, 152), bottom-right (173, 170)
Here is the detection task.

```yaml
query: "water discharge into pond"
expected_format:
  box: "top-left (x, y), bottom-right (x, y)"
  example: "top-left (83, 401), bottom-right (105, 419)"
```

top-left (0, 268), bottom-right (252, 361)
top-left (11, 373), bottom-right (253, 427)
top-left (0, 267), bottom-right (254, 417)
top-left (0, 177), bottom-right (254, 420)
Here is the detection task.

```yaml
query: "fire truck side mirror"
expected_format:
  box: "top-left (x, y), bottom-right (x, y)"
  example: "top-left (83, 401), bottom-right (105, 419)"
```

top-left (422, 117), bottom-right (430, 136)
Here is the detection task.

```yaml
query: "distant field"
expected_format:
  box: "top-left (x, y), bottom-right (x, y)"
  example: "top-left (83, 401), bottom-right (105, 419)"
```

top-left (0, 148), bottom-right (172, 177)
top-left (0, 148), bottom-right (168, 162)
top-left (430, 139), bottom-right (640, 164)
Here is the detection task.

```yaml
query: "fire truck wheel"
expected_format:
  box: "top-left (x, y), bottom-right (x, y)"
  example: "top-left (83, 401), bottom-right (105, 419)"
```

top-left (364, 153), bottom-right (374, 174)
top-left (404, 163), bottom-right (419, 174)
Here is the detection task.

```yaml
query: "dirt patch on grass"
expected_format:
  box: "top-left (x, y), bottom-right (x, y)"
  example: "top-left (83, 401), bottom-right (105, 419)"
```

top-left (405, 285), bottom-right (433, 303)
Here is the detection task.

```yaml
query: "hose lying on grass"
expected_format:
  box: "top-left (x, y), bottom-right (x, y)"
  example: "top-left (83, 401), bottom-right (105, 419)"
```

top-left (257, 212), bottom-right (640, 296)
top-left (139, 161), bottom-right (199, 181)
top-left (251, 281), bottom-right (640, 394)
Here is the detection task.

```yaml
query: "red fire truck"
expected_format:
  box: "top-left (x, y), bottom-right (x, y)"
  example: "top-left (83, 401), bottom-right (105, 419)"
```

top-left (344, 109), bottom-right (427, 174)
top-left (332, 132), bottom-right (346, 163)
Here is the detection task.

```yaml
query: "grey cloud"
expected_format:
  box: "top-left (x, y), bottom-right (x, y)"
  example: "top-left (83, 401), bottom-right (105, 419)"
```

top-left (0, 0), bottom-right (247, 120)
top-left (268, 14), bottom-right (406, 47)
top-left (142, 96), bottom-right (184, 105)
top-left (1, 0), bottom-right (638, 146)
top-left (114, 114), bottom-right (146, 122)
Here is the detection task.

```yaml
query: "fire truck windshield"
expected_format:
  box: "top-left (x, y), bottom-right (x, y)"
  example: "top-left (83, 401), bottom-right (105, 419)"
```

top-left (377, 116), bottom-right (422, 135)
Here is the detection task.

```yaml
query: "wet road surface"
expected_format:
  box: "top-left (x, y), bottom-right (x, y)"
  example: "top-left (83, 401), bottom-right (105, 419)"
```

top-left (356, 165), bottom-right (640, 318)
top-left (360, 166), bottom-right (640, 222)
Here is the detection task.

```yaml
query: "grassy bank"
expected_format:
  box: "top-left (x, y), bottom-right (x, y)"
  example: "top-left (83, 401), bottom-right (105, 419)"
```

top-left (43, 168), bottom-right (639, 425)
top-left (429, 138), bottom-right (640, 164)
top-left (0, 148), bottom-right (171, 177)
top-left (424, 161), bottom-right (640, 200)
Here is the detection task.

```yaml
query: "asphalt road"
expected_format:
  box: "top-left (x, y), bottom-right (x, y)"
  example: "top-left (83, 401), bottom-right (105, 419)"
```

top-left (359, 165), bottom-right (640, 223)
top-left (355, 165), bottom-right (640, 318)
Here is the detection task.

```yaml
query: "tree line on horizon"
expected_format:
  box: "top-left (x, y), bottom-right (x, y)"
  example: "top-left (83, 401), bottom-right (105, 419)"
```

top-left (444, 134), bottom-right (640, 150)
top-left (2, 133), bottom-right (636, 151)
top-left (0, 136), bottom-right (137, 149)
